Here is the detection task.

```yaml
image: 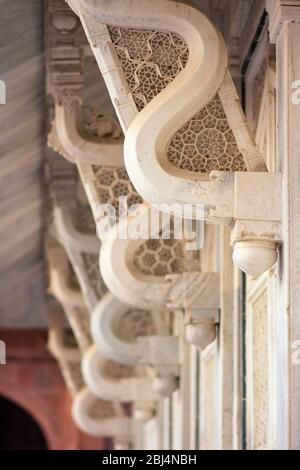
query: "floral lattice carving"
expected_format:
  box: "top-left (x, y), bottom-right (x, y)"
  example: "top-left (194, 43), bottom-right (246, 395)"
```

top-left (92, 165), bottom-right (142, 219)
top-left (108, 26), bottom-right (246, 173)
top-left (133, 238), bottom-right (186, 276)
top-left (114, 309), bottom-right (157, 343)
top-left (108, 26), bottom-right (188, 111)
top-left (167, 96), bottom-right (246, 173)
top-left (82, 252), bottom-right (108, 299)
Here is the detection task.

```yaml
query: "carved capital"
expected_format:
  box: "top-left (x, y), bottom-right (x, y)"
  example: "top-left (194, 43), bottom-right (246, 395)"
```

top-left (164, 272), bottom-right (220, 349)
top-left (208, 172), bottom-right (282, 277)
top-left (231, 173), bottom-right (282, 277)
top-left (46, 0), bottom-right (86, 48)
top-left (53, 86), bottom-right (82, 108)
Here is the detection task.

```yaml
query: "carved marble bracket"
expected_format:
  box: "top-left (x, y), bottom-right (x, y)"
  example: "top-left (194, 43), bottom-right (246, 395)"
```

top-left (67, 0), bottom-right (282, 278)
top-left (100, 204), bottom-right (220, 349)
top-left (47, 238), bottom-right (92, 351)
top-left (46, 0), bottom-right (124, 167)
top-left (166, 272), bottom-right (220, 350)
top-left (82, 344), bottom-right (158, 405)
top-left (91, 293), bottom-right (179, 396)
top-left (98, 173), bottom-right (282, 280)
top-left (46, 4), bottom-right (200, 393)
top-left (49, 235), bottom-right (159, 415)
top-left (48, 83), bottom-right (124, 167)
top-left (52, 202), bottom-right (171, 396)
top-left (46, 288), bottom-right (132, 443)
top-left (206, 171), bottom-right (282, 278)
top-left (72, 387), bottom-right (132, 443)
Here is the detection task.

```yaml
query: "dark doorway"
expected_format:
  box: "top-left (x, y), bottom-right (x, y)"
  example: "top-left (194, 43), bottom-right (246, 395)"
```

top-left (0, 395), bottom-right (48, 450)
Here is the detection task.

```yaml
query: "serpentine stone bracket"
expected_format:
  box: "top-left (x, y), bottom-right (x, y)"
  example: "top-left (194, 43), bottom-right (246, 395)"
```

top-left (51, 187), bottom-right (177, 395)
top-left (91, 293), bottom-right (180, 396)
top-left (46, 3), bottom-right (220, 365)
top-left (100, 205), bottom-right (220, 349)
top-left (48, 237), bottom-right (155, 439)
top-left (67, 0), bottom-right (283, 278)
top-left (47, 289), bottom-right (132, 445)
top-left (71, 387), bottom-right (132, 444)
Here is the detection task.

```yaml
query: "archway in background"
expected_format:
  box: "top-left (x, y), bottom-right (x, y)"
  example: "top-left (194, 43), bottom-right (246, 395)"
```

top-left (0, 330), bottom-right (105, 450)
top-left (0, 395), bottom-right (48, 450)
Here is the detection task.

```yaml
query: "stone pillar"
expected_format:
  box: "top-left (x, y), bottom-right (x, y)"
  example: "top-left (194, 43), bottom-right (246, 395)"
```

top-left (267, 0), bottom-right (300, 450)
